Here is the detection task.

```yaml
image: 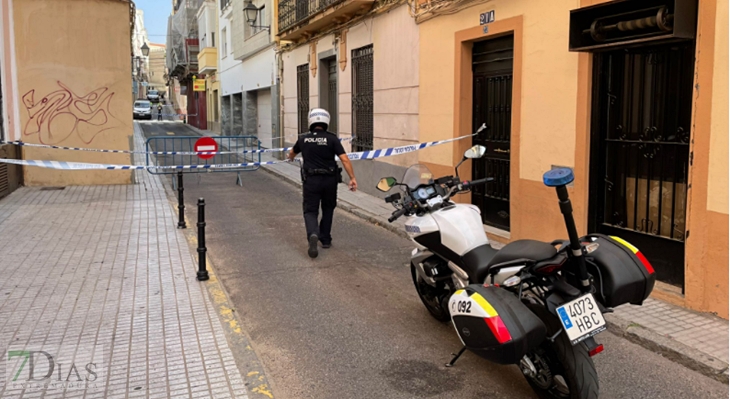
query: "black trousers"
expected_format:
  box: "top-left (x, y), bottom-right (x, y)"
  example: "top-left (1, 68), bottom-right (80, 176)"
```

top-left (302, 175), bottom-right (338, 244)
top-left (157, 113), bottom-right (162, 120)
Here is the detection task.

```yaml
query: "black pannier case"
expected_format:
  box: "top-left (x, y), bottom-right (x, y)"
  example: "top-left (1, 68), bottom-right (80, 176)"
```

top-left (450, 285), bottom-right (546, 364)
top-left (582, 234), bottom-right (656, 308)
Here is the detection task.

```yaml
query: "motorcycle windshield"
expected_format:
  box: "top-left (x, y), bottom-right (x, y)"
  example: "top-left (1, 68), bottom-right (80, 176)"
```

top-left (402, 164), bottom-right (434, 190)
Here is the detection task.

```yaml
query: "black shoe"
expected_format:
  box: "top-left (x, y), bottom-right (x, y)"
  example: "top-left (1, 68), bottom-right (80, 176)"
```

top-left (308, 234), bottom-right (319, 258)
top-left (321, 242), bottom-right (331, 249)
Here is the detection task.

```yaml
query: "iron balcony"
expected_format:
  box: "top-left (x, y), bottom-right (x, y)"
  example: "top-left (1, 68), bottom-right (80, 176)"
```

top-left (278, 0), bottom-right (374, 41)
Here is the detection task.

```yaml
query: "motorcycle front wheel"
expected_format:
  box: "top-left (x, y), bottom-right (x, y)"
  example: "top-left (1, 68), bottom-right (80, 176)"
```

top-left (410, 265), bottom-right (451, 322)
top-left (523, 305), bottom-right (599, 399)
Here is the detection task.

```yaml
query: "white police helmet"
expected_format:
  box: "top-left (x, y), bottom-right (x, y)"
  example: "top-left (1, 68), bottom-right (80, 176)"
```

top-left (308, 108), bottom-right (330, 131)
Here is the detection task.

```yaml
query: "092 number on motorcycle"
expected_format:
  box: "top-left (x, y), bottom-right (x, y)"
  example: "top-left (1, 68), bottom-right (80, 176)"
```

top-left (454, 300), bottom-right (472, 314)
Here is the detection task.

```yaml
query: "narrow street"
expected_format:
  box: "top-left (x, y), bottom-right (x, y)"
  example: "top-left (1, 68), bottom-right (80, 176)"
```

top-left (140, 121), bottom-right (728, 399)
top-left (0, 0), bottom-right (726, 398)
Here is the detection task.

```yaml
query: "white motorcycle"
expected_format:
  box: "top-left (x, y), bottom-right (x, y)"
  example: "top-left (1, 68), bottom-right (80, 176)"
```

top-left (377, 140), bottom-right (656, 399)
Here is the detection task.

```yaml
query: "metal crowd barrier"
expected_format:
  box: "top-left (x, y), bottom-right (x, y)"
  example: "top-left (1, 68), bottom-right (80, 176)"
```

top-left (145, 135), bottom-right (261, 175)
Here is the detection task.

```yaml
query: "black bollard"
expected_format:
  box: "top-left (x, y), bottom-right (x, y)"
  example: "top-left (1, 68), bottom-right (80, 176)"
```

top-left (196, 198), bottom-right (209, 281)
top-left (177, 171), bottom-right (186, 229)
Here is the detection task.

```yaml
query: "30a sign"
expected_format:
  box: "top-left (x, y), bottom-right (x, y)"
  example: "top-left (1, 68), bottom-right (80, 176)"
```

top-left (480, 10), bottom-right (495, 25)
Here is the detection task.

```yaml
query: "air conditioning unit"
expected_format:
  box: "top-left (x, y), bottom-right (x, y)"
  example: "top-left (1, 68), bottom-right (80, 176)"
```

top-left (569, 0), bottom-right (698, 52)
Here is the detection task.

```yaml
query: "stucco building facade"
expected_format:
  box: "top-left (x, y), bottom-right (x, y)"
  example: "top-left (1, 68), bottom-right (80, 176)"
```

top-left (198, 0), bottom-right (222, 133)
top-left (277, 0), bottom-right (420, 194)
top-left (415, 0), bottom-right (728, 318)
top-left (0, 0), bottom-right (134, 186)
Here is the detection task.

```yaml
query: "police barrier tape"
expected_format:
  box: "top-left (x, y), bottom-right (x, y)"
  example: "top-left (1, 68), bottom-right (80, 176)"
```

top-left (0, 137), bottom-right (354, 156)
top-left (151, 114), bottom-right (222, 117)
top-left (139, 114), bottom-right (193, 117)
top-left (0, 130), bottom-right (479, 171)
top-left (0, 158), bottom-right (282, 170)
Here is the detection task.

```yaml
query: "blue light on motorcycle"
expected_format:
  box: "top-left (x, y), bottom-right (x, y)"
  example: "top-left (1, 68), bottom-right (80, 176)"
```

top-left (543, 168), bottom-right (575, 187)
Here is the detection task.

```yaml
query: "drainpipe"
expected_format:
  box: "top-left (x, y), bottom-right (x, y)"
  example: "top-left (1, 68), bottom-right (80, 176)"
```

top-left (276, 48), bottom-right (285, 156)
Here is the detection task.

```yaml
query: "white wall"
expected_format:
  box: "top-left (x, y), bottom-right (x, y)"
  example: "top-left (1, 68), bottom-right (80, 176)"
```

top-left (257, 88), bottom-right (273, 147)
top-left (197, 5), bottom-right (208, 46)
top-left (133, 9), bottom-right (149, 82)
top-left (197, 1), bottom-right (218, 49)
top-left (219, 7), bottom-right (243, 96)
top-left (133, 9), bottom-right (148, 56)
top-left (241, 47), bottom-right (276, 92)
top-left (206, 2), bottom-right (217, 47)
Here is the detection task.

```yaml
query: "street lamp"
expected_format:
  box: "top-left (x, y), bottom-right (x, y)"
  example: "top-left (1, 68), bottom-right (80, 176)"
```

top-left (132, 42), bottom-right (150, 99)
top-left (141, 42), bottom-right (150, 57)
top-left (244, 1), bottom-right (270, 31)
top-left (133, 42), bottom-right (150, 77)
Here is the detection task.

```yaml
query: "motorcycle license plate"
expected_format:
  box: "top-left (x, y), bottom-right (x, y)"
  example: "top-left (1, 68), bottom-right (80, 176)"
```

top-left (556, 294), bottom-right (607, 345)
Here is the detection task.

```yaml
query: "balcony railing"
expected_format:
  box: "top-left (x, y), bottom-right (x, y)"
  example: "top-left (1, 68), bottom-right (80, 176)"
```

top-left (278, 0), bottom-right (347, 33)
top-left (221, 0), bottom-right (231, 10)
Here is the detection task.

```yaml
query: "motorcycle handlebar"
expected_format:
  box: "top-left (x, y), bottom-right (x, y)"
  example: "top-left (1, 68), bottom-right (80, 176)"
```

top-left (461, 177), bottom-right (494, 190)
top-left (467, 177), bottom-right (493, 187)
top-left (388, 207), bottom-right (408, 223)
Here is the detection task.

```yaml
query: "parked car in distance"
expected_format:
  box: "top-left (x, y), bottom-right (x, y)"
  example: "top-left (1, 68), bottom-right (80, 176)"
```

top-left (147, 90), bottom-right (160, 102)
top-left (133, 100), bottom-right (152, 120)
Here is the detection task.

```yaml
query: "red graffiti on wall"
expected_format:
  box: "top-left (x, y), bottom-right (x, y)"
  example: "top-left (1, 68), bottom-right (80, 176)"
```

top-left (22, 82), bottom-right (120, 145)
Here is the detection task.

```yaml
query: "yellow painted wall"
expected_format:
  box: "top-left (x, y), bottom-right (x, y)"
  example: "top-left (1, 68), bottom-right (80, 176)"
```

top-left (707, 0), bottom-right (728, 215)
top-left (418, 0), bottom-right (728, 318)
top-left (14, 0), bottom-right (133, 185)
top-left (208, 79), bottom-right (221, 132)
top-left (418, 0), bottom-right (579, 179)
top-left (683, 0), bottom-right (729, 319)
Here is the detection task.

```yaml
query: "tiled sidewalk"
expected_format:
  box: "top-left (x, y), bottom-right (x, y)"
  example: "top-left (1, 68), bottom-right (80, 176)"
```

top-left (613, 298), bottom-right (728, 364)
top-left (0, 125), bottom-right (249, 398)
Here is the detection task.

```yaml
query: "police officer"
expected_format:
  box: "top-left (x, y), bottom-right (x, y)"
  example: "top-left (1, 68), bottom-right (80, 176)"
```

top-left (288, 108), bottom-right (357, 258)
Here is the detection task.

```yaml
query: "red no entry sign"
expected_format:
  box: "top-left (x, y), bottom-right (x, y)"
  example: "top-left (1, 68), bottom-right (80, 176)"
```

top-left (194, 137), bottom-right (218, 160)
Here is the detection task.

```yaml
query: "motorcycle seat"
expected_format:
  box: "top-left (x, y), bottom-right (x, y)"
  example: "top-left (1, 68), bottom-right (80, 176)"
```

top-left (461, 244), bottom-right (500, 283)
top-left (487, 239), bottom-right (557, 268)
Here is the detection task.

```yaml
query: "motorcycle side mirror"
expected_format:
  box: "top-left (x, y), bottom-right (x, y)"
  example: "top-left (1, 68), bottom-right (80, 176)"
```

top-left (376, 177), bottom-right (397, 192)
top-left (455, 145), bottom-right (487, 178)
top-left (464, 145), bottom-right (487, 159)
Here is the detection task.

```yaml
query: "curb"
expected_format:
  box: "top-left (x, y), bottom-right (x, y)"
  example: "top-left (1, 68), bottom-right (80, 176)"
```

top-left (262, 163), bottom-right (730, 385)
top-left (605, 313), bottom-right (729, 384)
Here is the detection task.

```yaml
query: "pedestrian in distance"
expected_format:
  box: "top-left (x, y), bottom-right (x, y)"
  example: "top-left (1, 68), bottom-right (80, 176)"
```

top-left (157, 103), bottom-right (163, 121)
top-left (287, 108), bottom-right (357, 259)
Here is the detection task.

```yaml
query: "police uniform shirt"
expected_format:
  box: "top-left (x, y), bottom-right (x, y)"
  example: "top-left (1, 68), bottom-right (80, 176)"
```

top-left (293, 131), bottom-right (345, 171)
